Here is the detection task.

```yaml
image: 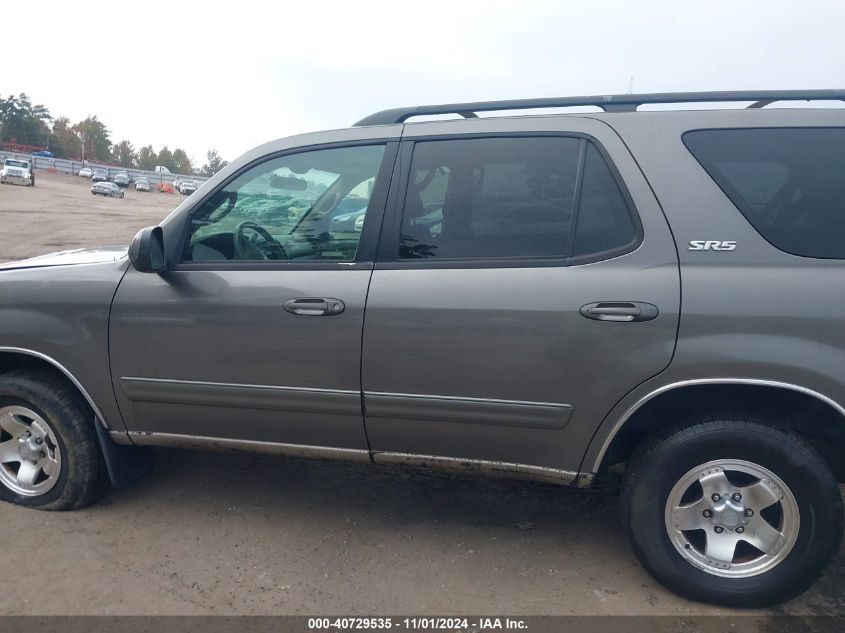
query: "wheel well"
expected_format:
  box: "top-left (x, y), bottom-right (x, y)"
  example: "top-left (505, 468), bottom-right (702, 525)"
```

top-left (600, 383), bottom-right (845, 482)
top-left (0, 351), bottom-right (94, 416)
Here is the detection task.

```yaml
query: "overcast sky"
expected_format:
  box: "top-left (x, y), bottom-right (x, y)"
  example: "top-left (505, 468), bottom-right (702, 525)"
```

top-left (5, 0), bottom-right (844, 164)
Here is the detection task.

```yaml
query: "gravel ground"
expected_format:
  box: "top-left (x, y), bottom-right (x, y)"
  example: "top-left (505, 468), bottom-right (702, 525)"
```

top-left (0, 170), bottom-right (179, 263)
top-left (0, 172), bottom-right (843, 618)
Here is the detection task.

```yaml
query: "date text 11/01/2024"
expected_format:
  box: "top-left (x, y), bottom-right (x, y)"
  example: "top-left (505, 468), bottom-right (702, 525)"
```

top-left (308, 617), bottom-right (528, 630)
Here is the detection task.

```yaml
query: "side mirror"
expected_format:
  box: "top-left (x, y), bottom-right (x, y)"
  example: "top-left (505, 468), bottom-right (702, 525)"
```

top-left (128, 226), bottom-right (167, 273)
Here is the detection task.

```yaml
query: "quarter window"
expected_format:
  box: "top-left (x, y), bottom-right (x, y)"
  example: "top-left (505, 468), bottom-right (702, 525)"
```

top-left (684, 128), bottom-right (845, 259)
top-left (573, 143), bottom-right (638, 258)
top-left (399, 137), bottom-right (639, 261)
top-left (183, 144), bottom-right (386, 263)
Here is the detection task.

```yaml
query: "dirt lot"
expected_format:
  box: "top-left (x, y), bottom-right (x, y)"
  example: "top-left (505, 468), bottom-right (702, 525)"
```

top-left (0, 172), bottom-right (843, 618)
top-left (0, 171), bottom-right (180, 263)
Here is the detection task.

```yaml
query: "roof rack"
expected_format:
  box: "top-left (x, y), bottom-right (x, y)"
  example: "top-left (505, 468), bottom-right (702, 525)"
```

top-left (354, 89), bottom-right (845, 126)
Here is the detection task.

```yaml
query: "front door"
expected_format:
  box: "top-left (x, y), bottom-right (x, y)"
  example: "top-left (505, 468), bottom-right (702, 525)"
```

top-left (110, 141), bottom-right (397, 450)
top-left (361, 117), bottom-right (680, 472)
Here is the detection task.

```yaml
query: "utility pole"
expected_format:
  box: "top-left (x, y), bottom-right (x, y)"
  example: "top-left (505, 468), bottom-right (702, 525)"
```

top-left (80, 132), bottom-right (86, 166)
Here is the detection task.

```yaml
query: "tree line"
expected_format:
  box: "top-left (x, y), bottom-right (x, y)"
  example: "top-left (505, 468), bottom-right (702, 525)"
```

top-left (0, 93), bottom-right (228, 176)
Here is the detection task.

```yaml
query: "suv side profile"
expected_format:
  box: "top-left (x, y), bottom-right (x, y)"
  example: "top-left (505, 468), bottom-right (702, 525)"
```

top-left (1, 90), bottom-right (844, 607)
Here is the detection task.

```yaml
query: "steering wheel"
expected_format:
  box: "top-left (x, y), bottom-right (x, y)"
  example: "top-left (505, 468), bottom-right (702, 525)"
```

top-left (233, 221), bottom-right (287, 260)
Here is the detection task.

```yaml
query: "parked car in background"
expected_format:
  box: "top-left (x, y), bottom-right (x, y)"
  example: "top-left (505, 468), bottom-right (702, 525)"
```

top-left (135, 177), bottom-right (150, 192)
top-left (91, 169), bottom-right (108, 182)
top-left (330, 207), bottom-right (368, 232)
top-left (31, 150), bottom-right (53, 158)
top-left (114, 171), bottom-right (130, 188)
top-left (91, 181), bottom-right (124, 198)
top-left (0, 158), bottom-right (33, 186)
top-left (78, 167), bottom-right (93, 178)
top-left (178, 180), bottom-right (198, 195)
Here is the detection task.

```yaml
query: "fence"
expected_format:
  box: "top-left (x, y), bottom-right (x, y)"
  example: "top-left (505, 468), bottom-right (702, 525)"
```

top-left (0, 151), bottom-right (209, 186)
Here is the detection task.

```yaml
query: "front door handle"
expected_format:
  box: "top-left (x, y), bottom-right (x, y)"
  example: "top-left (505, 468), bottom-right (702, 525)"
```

top-left (283, 297), bottom-right (345, 316)
top-left (579, 301), bottom-right (659, 322)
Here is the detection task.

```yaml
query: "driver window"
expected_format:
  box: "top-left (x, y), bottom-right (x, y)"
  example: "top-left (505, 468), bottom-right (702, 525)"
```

top-left (183, 144), bottom-right (386, 263)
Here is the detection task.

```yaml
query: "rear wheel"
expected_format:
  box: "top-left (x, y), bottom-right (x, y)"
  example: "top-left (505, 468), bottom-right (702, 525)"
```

top-left (622, 417), bottom-right (843, 606)
top-left (0, 370), bottom-right (109, 510)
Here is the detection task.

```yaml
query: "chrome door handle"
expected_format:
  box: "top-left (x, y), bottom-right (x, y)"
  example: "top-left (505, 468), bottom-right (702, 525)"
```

top-left (579, 302), bottom-right (658, 322)
top-left (283, 298), bottom-right (345, 316)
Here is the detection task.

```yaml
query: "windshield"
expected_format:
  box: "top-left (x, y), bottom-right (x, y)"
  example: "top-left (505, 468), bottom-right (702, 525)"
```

top-left (5, 160), bottom-right (28, 169)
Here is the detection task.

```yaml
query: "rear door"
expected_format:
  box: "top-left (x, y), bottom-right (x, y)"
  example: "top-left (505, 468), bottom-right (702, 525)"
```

top-left (361, 116), bottom-right (680, 473)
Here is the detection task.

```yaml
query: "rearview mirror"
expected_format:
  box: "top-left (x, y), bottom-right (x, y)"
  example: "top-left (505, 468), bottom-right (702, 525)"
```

top-left (128, 226), bottom-right (167, 273)
top-left (269, 174), bottom-right (308, 190)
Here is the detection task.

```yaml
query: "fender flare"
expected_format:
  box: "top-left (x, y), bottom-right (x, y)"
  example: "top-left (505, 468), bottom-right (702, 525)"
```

top-left (0, 346), bottom-right (110, 427)
top-left (584, 377), bottom-right (845, 474)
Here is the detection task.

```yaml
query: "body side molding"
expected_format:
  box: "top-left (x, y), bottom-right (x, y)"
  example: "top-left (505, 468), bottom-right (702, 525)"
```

top-left (364, 391), bottom-right (572, 430)
top-left (120, 377), bottom-right (361, 416)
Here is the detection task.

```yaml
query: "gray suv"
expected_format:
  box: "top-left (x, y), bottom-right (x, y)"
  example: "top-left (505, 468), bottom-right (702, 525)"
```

top-left (1, 90), bottom-right (844, 607)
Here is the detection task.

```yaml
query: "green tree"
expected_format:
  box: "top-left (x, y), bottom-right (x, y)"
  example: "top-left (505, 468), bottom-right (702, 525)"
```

top-left (73, 116), bottom-right (112, 162)
top-left (137, 145), bottom-right (157, 171)
top-left (199, 148), bottom-right (228, 176)
top-left (49, 116), bottom-right (81, 159)
top-left (156, 146), bottom-right (176, 172)
top-left (112, 140), bottom-right (137, 167)
top-left (172, 148), bottom-right (192, 175)
top-left (0, 93), bottom-right (52, 146)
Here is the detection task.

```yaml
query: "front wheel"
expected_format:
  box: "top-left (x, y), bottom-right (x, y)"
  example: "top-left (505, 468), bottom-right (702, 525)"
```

top-left (622, 418), bottom-right (843, 607)
top-left (0, 370), bottom-right (109, 510)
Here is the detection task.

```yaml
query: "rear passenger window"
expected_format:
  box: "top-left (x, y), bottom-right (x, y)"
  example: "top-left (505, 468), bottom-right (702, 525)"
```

top-left (684, 128), bottom-right (845, 259)
top-left (399, 137), bottom-right (639, 262)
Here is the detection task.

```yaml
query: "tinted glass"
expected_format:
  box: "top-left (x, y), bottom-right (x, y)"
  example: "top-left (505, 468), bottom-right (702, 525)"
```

top-left (183, 145), bottom-right (385, 262)
top-left (400, 137), bottom-right (581, 259)
top-left (399, 137), bottom-right (638, 261)
top-left (573, 144), bottom-right (638, 258)
top-left (684, 128), bottom-right (845, 258)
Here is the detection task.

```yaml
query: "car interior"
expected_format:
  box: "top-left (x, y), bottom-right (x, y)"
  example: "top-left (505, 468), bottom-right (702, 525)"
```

top-left (183, 146), bottom-right (385, 263)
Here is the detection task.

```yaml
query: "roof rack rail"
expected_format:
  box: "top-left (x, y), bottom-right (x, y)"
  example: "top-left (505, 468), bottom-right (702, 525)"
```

top-left (354, 89), bottom-right (845, 126)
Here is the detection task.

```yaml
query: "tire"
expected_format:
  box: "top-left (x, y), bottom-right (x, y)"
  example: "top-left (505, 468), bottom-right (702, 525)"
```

top-left (622, 417), bottom-right (843, 607)
top-left (0, 369), bottom-right (109, 510)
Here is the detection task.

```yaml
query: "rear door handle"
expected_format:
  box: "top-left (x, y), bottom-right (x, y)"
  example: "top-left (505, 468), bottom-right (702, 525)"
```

top-left (283, 298), bottom-right (345, 316)
top-left (579, 302), bottom-right (658, 322)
